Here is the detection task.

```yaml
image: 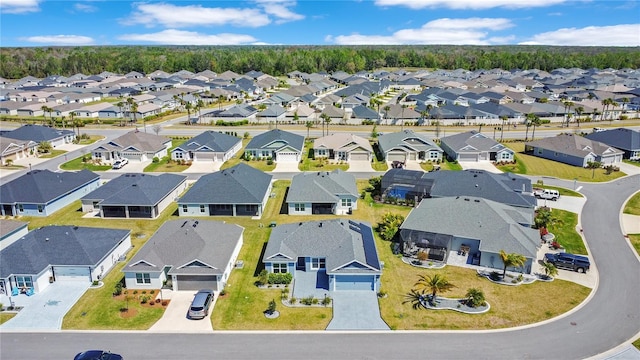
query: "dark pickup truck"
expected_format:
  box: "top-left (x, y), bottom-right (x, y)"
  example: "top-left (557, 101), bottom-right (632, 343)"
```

top-left (544, 253), bottom-right (590, 273)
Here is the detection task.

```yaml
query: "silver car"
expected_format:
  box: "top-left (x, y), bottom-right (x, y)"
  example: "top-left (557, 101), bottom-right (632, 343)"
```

top-left (188, 289), bottom-right (214, 319)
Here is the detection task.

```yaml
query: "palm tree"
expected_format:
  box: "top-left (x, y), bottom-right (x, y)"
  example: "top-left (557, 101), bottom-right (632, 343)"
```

top-left (403, 289), bottom-right (428, 310)
top-left (499, 115), bottom-right (508, 142)
top-left (530, 115), bottom-right (542, 141)
top-left (414, 273), bottom-right (455, 304)
top-left (564, 101), bottom-right (574, 128)
top-left (217, 95), bottom-right (225, 110)
top-left (499, 250), bottom-right (527, 278)
top-left (383, 105), bottom-right (391, 124)
top-left (541, 261), bottom-right (558, 279)
top-left (196, 99), bottom-right (205, 124)
top-left (400, 104), bottom-right (408, 131)
top-left (575, 106), bottom-right (584, 127)
top-left (41, 105), bottom-right (53, 127)
top-left (321, 113), bottom-right (331, 136)
top-left (305, 121), bottom-right (313, 139)
top-left (116, 101), bottom-right (125, 126)
top-left (464, 288), bottom-right (486, 308)
top-left (610, 100), bottom-right (619, 123)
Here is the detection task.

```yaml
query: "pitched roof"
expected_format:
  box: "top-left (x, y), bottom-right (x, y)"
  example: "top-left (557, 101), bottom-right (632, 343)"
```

top-left (0, 219), bottom-right (28, 239)
top-left (401, 197), bottom-right (539, 258)
top-left (585, 128), bottom-right (640, 152)
top-left (0, 169), bottom-right (98, 204)
top-left (81, 173), bottom-right (186, 206)
top-left (4, 124), bottom-right (74, 142)
top-left (0, 226), bottom-right (130, 277)
top-left (441, 130), bottom-right (511, 153)
top-left (351, 105), bottom-right (380, 119)
top-left (245, 129), bottom-right (304, 152)
top-left (286, 170), bottom-right (358, 203)
top-left (178, 163), bottom-right (272, 204)
top-left (378, 130), bottom-right (442, 154)
top-left (313, 133), bottom-right (373, 153)
top-left (125, 219), bottom-right (243, 275)
top-left (526, 133), bottom-right (624, 157)
top-left (173, 131), bottom-right (240, 153)
top-left (95, 131), bottom-right (170, 153)
top-left (263, 219), bottom-right (381, 274)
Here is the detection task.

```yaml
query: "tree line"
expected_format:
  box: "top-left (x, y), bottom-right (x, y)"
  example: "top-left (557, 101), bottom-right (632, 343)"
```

top-left (1, 45), bottom-right (639, 79)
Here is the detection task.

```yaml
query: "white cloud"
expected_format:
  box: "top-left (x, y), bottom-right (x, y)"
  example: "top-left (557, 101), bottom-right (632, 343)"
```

top-left (74, 3), bottom-right (98, 13)
top-left (22, 35), bottom-right (94, 45)
top-left (124, 3), bottom-right (270, 28)
top-left (375, 0), bottom-right (567, 10)
top-left (118, 29), bottom-right (258, 45)
top-left (254, 0), bottom-right (304, 23)
top-left (1, 0), bottom-right (40, 13)
top-left (520, 24), bottom-right (640, 46)
top-left (329, 17), bottom-right (514, 45)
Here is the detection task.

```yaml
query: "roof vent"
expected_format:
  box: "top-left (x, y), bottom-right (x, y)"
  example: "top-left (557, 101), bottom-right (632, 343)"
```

top-left (299, 222), bottom-right (302, 226)
top-left (474, 199), bottom-right (480, 203)
top-left (45, 237), bottom-right (49, 241)
top-left (464, 198), bottom-right (470, 201)
top-left (319, 222), bottom-right (323, 228)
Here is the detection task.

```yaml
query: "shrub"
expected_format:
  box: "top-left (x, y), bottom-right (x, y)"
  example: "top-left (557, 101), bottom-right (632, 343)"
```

top-left (416, 250), bottom-right (428, 261)
top-left (92, 280), bottom-right (99, 286)
top-left (155, 298), bottom-right (161, 303)
top-left (289, 297), bottom-right (297, 305)
top-left (322, 296), bottom-right (332, 306)
top-left (257, 269), bottom-right (268, 286)
top-left (301, 296), bottom-right (315, 305)
top-left (266, 159), bottom-right (274, 165)
top-left (162, 301), bottom-right (168, 306)
top-left (113, 283), bottom-right (123, 296)
top-left (133, 290), bottom-right (138, 295)
top-left (465, 288), bottom-right (486, 308)
top-left (267, 272), bottom-right (293, 285)
top-left (220, 289), bottom-right (227, 296)
top-left (311, 298), bottom-right (319, 305)
top-left (150, 290), bottom-right (155, 294)
top-left (152, 156), bottom-right (160, 163)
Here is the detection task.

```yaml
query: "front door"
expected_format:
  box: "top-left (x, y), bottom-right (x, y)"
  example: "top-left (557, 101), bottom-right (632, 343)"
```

top-left (297, 257), bottom-right (305, 271)
top-left (2, 204), bottom-right (13, 216)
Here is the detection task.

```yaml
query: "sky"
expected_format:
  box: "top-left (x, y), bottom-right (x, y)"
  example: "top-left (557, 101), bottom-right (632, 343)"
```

top-left (0, 0), bottom-right (639, 47)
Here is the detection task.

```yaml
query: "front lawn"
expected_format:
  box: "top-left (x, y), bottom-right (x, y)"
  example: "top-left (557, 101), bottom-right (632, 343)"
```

top-left (144, 140), bottom-right (190, 172)
top-left (628, 234), bottom-right (640, 256)
top-left (39, 149), bottom-right (66, 158)
top-left (533, 184), bottom-right (583, 198)
top-left (623, 159), bottom-right (640, 168)
top-left (440, 158), bottom-right (463, 171)
top-left (220, 138), bottom-right (276, 172)
top-left (60, 155), bottom-right (111, 171)
top-left (623, 192), bottom-right (640, 215)
top-left (0, 313), bottom-right (16, 324)
top-left (499, 142), bottom-right (626, 182)
top-left (545, 209), bottom-right (586, 255)
top-left (76, 135), bottom-right (103, 145)
top-left (299, 141), bottom-right (348, 171)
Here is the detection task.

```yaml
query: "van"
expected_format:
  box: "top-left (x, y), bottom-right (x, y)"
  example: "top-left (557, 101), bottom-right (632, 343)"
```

top-left (188, 289), bottom-right (214, 319)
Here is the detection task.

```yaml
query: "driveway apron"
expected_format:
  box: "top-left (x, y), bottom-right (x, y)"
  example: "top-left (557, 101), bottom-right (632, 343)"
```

top-left (326, 291), bottom-right (389, 330)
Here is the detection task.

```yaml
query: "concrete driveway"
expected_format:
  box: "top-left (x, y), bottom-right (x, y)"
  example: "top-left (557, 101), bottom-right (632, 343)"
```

top-left (273, 162), bottom-right (300, 172)
top-left (148, 290), bottom-right (214, 333)
top-left (0, 280), bottom-right (90, 331)
top-left (326, 291), bottom-right (389, 330)
top-left (108, 160), bottom-right (151, 173)
top-left (459, 161), bottom-right (503, 173)
top-left (346, 160), bottom-right (374, 172)
top-left (182, 161), bottom-right (221, 173)
top-left (536, 194), bottom-right (586, 214)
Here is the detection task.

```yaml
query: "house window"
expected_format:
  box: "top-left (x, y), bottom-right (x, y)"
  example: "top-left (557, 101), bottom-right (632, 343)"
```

top-left (294, 203), bottom-right (305, 211)
top-left (200, 205), bottom-right (205, 213)
top-left (37, 205), bottom-right (44, 213)
top-left (182, 205), bottom-right (188, 213)
top-left (536, 148), bottom-right (543, 155)
top-left (135, 273), bottom-right (151, 284)
top-left (341, 198), bottom-right (352, 207)
top-left (429, 152), bottom-right (439, 159)
top-left (174, 152), bottom-right (183, 159)
top-left (311, 258), bottom-right (326, 270)
top-left (94, 152), bottom-right (102, 158)
top-left (18, 204), bottom-right (24, 213)
top-left (273, 263), bottom-right (288, 274)
top-left (316, 149), bottom-right (326, 157)
top-left (500, 152), bottom-right (511, 160)
top-left (16, 276), bottom-right (33, 288)
top-left (261, 150), bottom-right (270, 158)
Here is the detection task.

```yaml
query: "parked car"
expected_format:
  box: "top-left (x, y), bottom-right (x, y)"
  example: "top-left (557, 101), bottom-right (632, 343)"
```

top-left (534, 188), bottom-right (560, 201)
top-left (74, 350), bottom-right (123, 360)
top-left (544, 252), bottom-right (590, 273)
top-left (592, 127), bottom-right (606, 133)
top-left (188, 289), bottom-right (214, 319)
top-left (111, 158), bottom-right (129, 169)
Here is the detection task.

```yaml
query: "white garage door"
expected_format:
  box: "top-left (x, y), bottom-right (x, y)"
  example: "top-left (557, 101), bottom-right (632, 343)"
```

top-left (121, 152), bottom-right (144, 162)
top-left (176, 275), bottom-right (218, 291)
top-left (458, 153), bottom-right (478, 162)
top-left (350, 152), bottom-right (369, 161)
top-left (335, 275), bottom-right (374, 291)
top-left (387, 152), bottom-right (406, 162)
top-left (54, 267), bottom-right (90, 281)
top-left (277, 152), bottom-right (299, 162)
top-left (195, 153), bottom-right (217, 162)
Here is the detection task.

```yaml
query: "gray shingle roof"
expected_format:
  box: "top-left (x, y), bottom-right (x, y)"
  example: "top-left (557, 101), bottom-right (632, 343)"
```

top-left (585, 128), bottom-right (640, 152)
top-left (3, 124), bottom-right (74, 142)
top-left (245, 129), bottom-right (304, 152)
top-left (178, 163), bottom-right (272, 204)
top-left (263, 219), bottom-right (380, 274)
top-left (81, 173), bottom-right (186, 206)
top-left (95, 131), bottom-right (170, 153)
top-left (526, 133), bottom-right (624, 158)
top-left (441, 130), bottom-right (509, 153)
top-left (286, 170), bottom-right (358, 204)
top-left (0, 169), bottom-right (99, 204)
top-left (125, 219), bottom-right (243, 276)
top-left (0, 226), bottom-right (130, 277)
top-left (378, 130), bottom-right (442, 154)
top-left (0, 219), bottom-right (28, 239)
top-left (401, 197), bottom-right (539, 258)
top-left (173, 131), bottom-right (240, 153)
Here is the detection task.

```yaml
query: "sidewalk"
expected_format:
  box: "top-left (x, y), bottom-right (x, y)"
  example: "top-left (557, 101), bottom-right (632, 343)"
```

top-left (622, 214), bottom-right (640, 234)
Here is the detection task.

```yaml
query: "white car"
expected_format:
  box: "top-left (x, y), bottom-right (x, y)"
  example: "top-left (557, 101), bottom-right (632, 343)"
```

top-left (112, 158), bottom-right (128, 169)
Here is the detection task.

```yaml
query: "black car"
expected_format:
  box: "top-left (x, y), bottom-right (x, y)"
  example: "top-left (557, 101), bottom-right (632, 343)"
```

top-left (74, 350), bottom-right (123, 360)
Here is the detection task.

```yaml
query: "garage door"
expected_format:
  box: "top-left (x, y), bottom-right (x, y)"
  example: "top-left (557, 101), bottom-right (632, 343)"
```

top-left (458, 153), bottom-right (478, 161)
top-left (176, 275), bottom-right (218, 291)
top-left (277, 152), bottom-right (298, 162)
top-left (54, 267), bottom-right (90, 281)
top-left (121, 152), bottom-right (144, 162)
top-left (350, 152), bottom-right (369, 161)
top-left (195, 153), bottom-right (217, 162)
top-left (386, 152), bottom-right (406, 162)
top-left (335, 275), bottom-right (374, 291)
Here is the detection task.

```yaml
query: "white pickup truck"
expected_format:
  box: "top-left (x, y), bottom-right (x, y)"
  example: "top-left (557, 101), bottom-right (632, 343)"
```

top-left (534, 188), bottom-right (560, 201)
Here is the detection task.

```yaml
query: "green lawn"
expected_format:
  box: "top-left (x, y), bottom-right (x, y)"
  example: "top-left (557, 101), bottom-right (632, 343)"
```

top-left (629, 234), bottom-right (640, 256)
top-left (623, 192), bottom-right (640, 215)
top-left (623, 159), bottom-right (640, 168)
top-left (144, 140), bottom-right (190, 172)
top-left (441, 158), bottom-right (463, 171)
top-left (220, 138), bottom-right (276, 172)
top-left (634, 337), bottom-right (640, 351)
top-left (76, 135), bottom-right (103, 145)
top-left (299, 141), bottom-right (348, 172)
top-left (60, 156), bottom-right (112, 171)
top-left (533, 184), bottom-right (583, 198)
top-left (39, 149), bottom-right (67, 158)
top-left (544, 209), bottom-right (586, 255)
top-left (0, 313), bottom-right (16, 324)
top-left (499, 143), bottom-right (626, 182)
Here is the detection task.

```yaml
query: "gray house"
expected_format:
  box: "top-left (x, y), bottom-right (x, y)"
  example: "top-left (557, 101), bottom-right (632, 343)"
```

top-left (92, 131), bottom-right (171, 164)
top-left (171, 131), bottom-right (242, 163)
top-left (81, 173), bottom-right (187, 219)
top-left (287, 170), bottom-right (358, 215)
top-left (262, 219), bottom-right (381, 293)
top-left (400, 197), bottom-right (539, 274)
top-left (585, 128), bottom-right (640, 160)
top-left (178, 163), bottom-right (273, 217)
top-left (440, 131), bottom-right (514, 162)
top-left (1, 124), bottom-right (75, 148)
top-left (244, 129), bottom-right (304, 163)
top-left (123, 219), bottom-right (243, 291)
top-left (377, 130), bottom-right (443, 163)
top-left (0, 226), bottom-right (131, 295)
top-left (0, 169), bottom-right (100, 217)
top-left (313, 133), bottom-right (373, 162)
top-left (526, 133), bottom-right (624, 167)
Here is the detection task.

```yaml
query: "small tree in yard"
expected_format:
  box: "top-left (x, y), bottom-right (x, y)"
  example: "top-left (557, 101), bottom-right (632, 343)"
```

top-left (37, 141), bottom-right (52, 154)
top-left (258, 269), bottom-right (268, 286)
top-left (414, 273), bottom-right (455, 305)
top-left (499, 250), bottom-right (526, 278)
top-left (376, 212), bottom-right (405, 241)
top-left (541, 261), bottom-right (559, 279)
top-left (464, 288), bottom-right (486, 308)
top-left (586, 161), bottom-right (602, 179)
top-left (266, 299), bottom-right (277, 315)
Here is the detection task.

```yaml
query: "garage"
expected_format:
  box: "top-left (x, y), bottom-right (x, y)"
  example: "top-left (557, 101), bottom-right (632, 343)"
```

top-left (276, 152), bottom-right (299, 162)
top-left (195, 152), bottom-right (217, 162)
top-left (53, 266), bottom-right (91, 281)
top-left (386, 152), bottom-right (406, 162)
top-left (334, 275), bottom-right (374, 291)
top-left (350, 152), bottom-right (369, 161)
top-left (120, 152), bottom-right (144, 162)
top-left (458, 153), bottom-right (479, 162)
top-left (175, 275), bottom-right (218, 291)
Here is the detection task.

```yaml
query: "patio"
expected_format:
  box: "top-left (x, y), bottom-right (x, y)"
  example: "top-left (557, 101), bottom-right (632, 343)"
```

top-left (292, 270), bottom-right (330, 300)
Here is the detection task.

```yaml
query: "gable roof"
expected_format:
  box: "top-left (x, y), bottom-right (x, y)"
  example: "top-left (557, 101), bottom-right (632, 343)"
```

top-left (378, 130), bottom-right (442, 154)
top-left (351, 105), bottom-right (380, 119)
top-left (81, 173), bottom-right (186, 206)
top-left (585, 128), bottom-right (640, 151)
top-left (178, 163), bottom-right (272, 204)
top-left (0, 169), bottom-right (98, 204)
top-left (173, 131), bottom-right (240, 153)
top-left (95, 131), bottom-right (170, 153)
top-left (441, 130), bottom-right (511, 153)
top-left (313, 133), bottom-right (373, 153)
top-left (245, 129), bottom-right (304, 152)
top-left (4, 124), bottom-right (74, 142)
top-left (286, 170), bottom-right (358, 203)
top-left (401, 197), bottom-right (539, 258)
top-left (125, 219), bottom-right (243, 276)
top-left (0, 226), bottom-right (130, 277)
top-left (263, 219), bottom-right (380, 274)
top-left (526, 133), bottom-right (624, 158)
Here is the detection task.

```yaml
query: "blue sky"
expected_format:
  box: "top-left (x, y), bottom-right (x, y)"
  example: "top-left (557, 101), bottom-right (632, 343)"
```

top-left (1, 0), bottom-right (639, 47)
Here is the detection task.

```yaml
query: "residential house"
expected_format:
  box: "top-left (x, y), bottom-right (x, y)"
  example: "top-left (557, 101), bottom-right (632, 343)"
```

top-left (0, 169), bottom-right (100, 217)
top-left (2, 124), bottom-right (74, 148)
top-left (585, 128), bottom-right (640, 160)
top-left (440, 131), bottom-right (515, 162)
top-left (123, 219), bottom-right (243, 291)
top-left (262, 219), bottom-right (381, 293)
top-left (377, 130), bottom-right (443, 163)
top-left (525, 133), bottom-right (624, 166)
top-left (256, 104), bottom-right (287, 124)
top-left (0, 220), bottom-right (28, 251)
top-left (178, 163), bottom-right (273, 217)
top-left (244, 129), bottom-right (304, 163)
top-left (400, 197), bottom-right (539, 273)
top-left (92, 131), bottom-right (171, 164)
top-left (0, 226), bottom-right (131, 295)
top-left (287, 170), bottom-right (358, 215)
top-left (171, 131), bottom-right (241, 163)
top-left (0, 136), bottom-right (37, 165)
top-left (313, 133), bottom-right (373, 162)
top-left (81, 173), bottom-right (187, 219)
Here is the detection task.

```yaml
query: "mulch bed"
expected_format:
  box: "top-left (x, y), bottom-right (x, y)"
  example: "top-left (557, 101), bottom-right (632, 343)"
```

top-left (113, 292), bottom-right (170, 318)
